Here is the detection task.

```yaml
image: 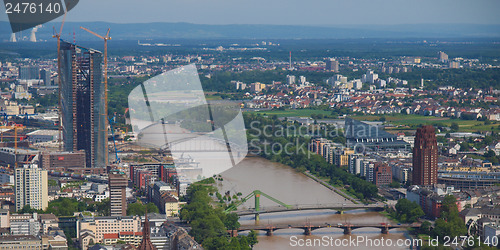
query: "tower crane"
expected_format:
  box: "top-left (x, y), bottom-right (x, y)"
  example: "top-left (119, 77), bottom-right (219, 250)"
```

top-left (79, 26), bottom-right (111, 165)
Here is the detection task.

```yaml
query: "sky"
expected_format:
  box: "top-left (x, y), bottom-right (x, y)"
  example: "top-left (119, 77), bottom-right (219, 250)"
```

top-left (1, 0), bottom-right (500, 26)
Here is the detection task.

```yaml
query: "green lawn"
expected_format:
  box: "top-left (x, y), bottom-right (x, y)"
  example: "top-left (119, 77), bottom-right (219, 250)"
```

top-left (250, 108), bottom-right (332, 118)
top-left (351, 114), bottom-right (498, 132)
top-left (204, 95), bottom-right (223, 100)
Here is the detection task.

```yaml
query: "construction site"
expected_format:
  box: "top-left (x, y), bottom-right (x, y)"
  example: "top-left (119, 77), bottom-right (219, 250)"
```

top-left (0, 16), bottom-right (184, 179)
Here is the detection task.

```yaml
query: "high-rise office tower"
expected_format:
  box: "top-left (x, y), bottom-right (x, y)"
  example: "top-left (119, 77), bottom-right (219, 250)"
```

top-left (412, 125), bottom-right (438, 186)
top-left (59, 41), bottom-right (107, 170)
top-left (326, 58), bottom-right (339, 72)
top-left (109, 170), bottom-right (128, 216)
top-left (40, 69), bottom-right (51, 86)
top-left (15, 164), bottom-right (48, 211)
top-left (18, 66), bottom-right (40, 80)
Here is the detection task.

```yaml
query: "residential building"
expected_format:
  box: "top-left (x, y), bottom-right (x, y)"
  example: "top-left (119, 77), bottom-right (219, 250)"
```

top-left (10, 213), bottom-right (40, 236)
top-left (484, 224), bottom-right (500, 241)
top-left (0, 235), bottom-right (41, 250)
top-left (0, 209), bottom-right (9, 228)
top-left (39, 214), bottom-right (58, 234)
top-left (77, 216), bottom-right (142, 248)
top-left (15, 164), bottom-right (48, 211)
top-left (374, 163), bottom-right (392, 186)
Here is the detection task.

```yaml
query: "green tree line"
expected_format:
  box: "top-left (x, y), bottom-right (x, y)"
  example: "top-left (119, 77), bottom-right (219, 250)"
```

top-left (245, 113), bottom-right (378, 200)
top-left (180, 183), bottom-right (258, 249)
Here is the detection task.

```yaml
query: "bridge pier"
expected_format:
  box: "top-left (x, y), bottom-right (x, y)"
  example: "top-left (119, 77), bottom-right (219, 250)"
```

top-left (304, 227), bottom-right (311, 236)
top-left (381, 226), bottom-right (389, 234)
top-left (266, 230), bottom-right (273, 236)
top-left (343, 226), bottom-right (352, 235)
top-left (255, 214), bottom-right (260, 222)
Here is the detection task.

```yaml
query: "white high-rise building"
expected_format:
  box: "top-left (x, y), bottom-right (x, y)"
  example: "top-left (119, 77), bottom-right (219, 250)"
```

top-left (438, 51), bottom-right (448, 63)
top-left (286, 75), bottom-right (296, 85)
top-left (353, 79), bottom-right (363, 90)
top-left (15, 164), bottom-right (48, 211)
top-left (366, 70), bottom-right (378, 84)
top-left (299, 76), bottom-right (306, 84)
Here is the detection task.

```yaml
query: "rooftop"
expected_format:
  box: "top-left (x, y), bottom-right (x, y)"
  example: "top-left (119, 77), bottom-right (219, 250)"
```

top-left (0, 235), bottom-right (39, 242)
top-left (27, 130), bottom-right (58, 136)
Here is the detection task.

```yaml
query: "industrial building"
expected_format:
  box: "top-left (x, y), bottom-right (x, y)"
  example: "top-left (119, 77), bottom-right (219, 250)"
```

top-left (344, 118), bottom-right (410, 150)
top-left (39, 151), bottom-right (86, 173)
top-left (59, 41), bottom-right (107, 170)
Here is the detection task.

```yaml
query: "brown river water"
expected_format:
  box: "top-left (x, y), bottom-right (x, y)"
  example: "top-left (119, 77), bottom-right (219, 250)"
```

top-left (219, 157), bottom-right (413, 249)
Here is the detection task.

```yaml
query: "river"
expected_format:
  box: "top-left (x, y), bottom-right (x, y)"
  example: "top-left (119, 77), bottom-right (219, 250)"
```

top-left (219, 156), bottom-right (410, 249)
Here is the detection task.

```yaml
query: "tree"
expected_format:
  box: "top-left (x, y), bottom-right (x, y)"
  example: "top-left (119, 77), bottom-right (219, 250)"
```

top-left (127, 202), bottom-right (144, 216)
top-left (484, 150), bottom-right (496, 158)
top-left (395, 199), bottom-right (424, 223)
top-left (189, 214), bottom-right (226, 243)
top-left (389, 181), bottom-right (400, 188)
top-left (146, 203), bottom-right (159, 213)
top-left (19, 205), bottom-right (39, 214)
top-left (420, 221), bottom-right (432, 235)
top-left (202, 237), bottom-right (229, 250)
top-left (229, 237), bottom-right (242, 250)
top-left (451, 122), bottom-right (459, 131)
top-left (127, 202), bottom-right (159, 216)
top-left (432, 195), bottom-right (467, 239)
top-left (239, 236), bottom-right (251, 250)
top-left (247, 230), bottom-right (258, 248)
top-left (224, 213), bottom-right (241, 230)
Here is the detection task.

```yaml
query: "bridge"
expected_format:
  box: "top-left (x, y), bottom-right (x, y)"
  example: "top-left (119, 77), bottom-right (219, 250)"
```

top-left (225, 190), bottom-right (384, 221)
top-left (230, 222), bottom-right (421, 237)
top-left (235, 203), bottom-right (384, 216)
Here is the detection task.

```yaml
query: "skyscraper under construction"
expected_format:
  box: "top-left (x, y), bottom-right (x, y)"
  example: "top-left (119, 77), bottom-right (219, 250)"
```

top-left (59, 41), bottom-right (107, 170)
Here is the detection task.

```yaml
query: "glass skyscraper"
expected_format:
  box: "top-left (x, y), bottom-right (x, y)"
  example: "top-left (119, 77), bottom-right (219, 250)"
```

top-left (59, 41), bottom-right (106, 170)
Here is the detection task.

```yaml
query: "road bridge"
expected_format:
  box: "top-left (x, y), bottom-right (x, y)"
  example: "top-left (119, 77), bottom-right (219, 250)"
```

top-left (235, 203), bottom-right (384, 216)
top-left (230, 222), bottom-right (420, 237)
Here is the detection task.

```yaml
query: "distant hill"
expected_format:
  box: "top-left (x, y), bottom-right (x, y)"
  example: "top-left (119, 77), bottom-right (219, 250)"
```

top-left (1, 21), bottom-right (500, 41)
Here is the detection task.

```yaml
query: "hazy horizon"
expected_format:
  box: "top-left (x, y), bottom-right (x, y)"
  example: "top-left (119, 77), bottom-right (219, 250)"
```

top-left (1, 0), bottom-right (500, 27)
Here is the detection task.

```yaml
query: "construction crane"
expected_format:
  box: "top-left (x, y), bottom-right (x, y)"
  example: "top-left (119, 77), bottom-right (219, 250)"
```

top-left (53, 12), bottom-right (67, 151)
top-left (80, 26), bottom-right (111, 165)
